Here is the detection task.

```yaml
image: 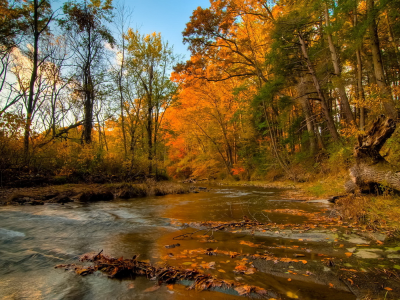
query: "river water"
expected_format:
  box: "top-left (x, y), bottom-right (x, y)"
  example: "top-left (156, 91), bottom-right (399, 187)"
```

top-left (0, 185), bottom-right (385, 299)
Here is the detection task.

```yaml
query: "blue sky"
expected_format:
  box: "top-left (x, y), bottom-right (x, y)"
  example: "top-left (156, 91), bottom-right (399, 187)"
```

top-left (124, 0), bottom-right (211, 59)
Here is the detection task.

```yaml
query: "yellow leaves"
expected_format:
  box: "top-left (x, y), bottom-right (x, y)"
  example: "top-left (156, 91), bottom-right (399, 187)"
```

top-left (286, 291), bottom-right (299, 299)
top-left (125, 29), bottom-right (164, 60)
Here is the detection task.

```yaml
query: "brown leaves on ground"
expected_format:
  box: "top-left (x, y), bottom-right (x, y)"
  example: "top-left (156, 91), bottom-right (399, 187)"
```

top-left (57, 251), bottom-right (268, 297)
top-left (233, 258), bottom-right (257, 275)
top-left (234, 285), bottom-right (267, 296)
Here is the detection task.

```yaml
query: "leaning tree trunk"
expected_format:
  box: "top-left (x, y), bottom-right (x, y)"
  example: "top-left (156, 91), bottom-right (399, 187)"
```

top-left (345, 116), bottom-right (399, 193)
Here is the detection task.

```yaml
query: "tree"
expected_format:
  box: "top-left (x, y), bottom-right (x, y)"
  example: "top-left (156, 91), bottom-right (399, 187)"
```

top-left (22, 0), bottom-right (54, 161)
top-left (125, 30), bottom-right (177, 174)
top-left (61, 0), bottom-right (114, 144)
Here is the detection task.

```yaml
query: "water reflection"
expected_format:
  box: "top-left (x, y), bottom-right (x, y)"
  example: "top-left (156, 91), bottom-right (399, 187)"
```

top-left (0, 185), bottom-right (355, 299)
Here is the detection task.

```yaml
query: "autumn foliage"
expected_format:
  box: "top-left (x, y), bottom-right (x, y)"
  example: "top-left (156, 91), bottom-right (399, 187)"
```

top-left (1, 0), bottom-right (400, 183)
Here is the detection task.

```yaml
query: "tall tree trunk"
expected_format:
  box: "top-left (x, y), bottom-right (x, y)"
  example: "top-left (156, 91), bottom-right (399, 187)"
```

top-left (367, 0), bottom-right (398, 120)
top-left (298, 78), bottom-right (317, 154)
top-left (118, 37), bottom-right (127, 157)
top-left (356, 49), bottom-right (366, 130)
top-left (24, 0), bottom-right (40, 163)
top-left (83, 22), bottom-right (93, 144)
top-left (147, 97), bottom-right (153, 174)
top-left (324, 4), bottom-right (355, 124)
top-left (83, 73), bottom-right (93, 143)
top-left (298, 33), bottom-right (340, 141)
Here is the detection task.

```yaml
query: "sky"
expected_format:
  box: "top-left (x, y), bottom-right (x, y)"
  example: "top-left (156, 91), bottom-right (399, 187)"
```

top-left (123, 0), bottom-right (211, 60)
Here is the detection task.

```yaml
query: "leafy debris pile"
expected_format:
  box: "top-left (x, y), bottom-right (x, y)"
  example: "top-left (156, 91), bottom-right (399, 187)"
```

top-left (55, 251), bottom-right (270, 297)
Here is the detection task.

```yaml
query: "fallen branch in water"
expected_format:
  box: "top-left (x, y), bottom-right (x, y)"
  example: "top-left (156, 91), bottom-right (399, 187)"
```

top-left (173, 221), bottom-right (264, 240)
top-left (55, 252), bottom-right (270, 297)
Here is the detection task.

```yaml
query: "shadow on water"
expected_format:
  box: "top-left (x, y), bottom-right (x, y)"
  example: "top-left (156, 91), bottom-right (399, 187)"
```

top-left (0, 185), bottom-right (363, 299)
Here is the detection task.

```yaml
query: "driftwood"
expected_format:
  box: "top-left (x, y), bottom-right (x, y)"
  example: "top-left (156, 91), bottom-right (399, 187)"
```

top-left (346, 115), bottom-right (400, 193)
top-left (173, 221), bottom-right (263, 240)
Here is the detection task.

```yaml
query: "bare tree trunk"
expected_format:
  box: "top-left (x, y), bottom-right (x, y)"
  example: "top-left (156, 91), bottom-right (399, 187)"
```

top-left (83, 21), bottom-right (93, 144)
top-left (118, 34), bottom-right (127, 157)
top-left (147, 95), bottom-right (153, 174)
top-left (24, 0), bottom-right (40, 163)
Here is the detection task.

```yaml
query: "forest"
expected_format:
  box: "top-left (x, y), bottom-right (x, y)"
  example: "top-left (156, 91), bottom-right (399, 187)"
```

top-left (1, 0), bottom-right (399, 189)
top-left (2, 1), bottom-right (400, 299)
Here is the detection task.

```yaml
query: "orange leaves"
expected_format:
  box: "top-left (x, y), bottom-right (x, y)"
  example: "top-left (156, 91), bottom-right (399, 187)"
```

top-left (240, 240), bottom-right (261, 248)
top-left (299, 260), bottom-right (308, 265)
top-left (235, 265), bottom-right (248, 272)
top-left (345, 252), bottom-right (353, 258)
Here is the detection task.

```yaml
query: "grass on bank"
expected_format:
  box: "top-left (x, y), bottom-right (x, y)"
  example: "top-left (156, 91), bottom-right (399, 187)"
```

top-left (335, 193), bottom-right (400, 232)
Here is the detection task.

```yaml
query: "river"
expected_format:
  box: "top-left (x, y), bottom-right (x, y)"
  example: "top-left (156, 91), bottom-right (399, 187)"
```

top-left (0, 185), bottom-right (393, 299)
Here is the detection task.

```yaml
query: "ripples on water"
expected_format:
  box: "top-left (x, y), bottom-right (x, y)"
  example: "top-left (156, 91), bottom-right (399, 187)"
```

top-left (0, 185), bottom-right (354, 300)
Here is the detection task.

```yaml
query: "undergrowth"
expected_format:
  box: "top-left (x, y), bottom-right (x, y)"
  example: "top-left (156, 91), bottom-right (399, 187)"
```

top-left (335, 193), bottom-right (400, 232)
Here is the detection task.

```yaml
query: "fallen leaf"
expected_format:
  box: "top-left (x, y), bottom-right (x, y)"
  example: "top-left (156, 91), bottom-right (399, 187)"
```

top-left (299, 260), bottom-right (308, 264)
top-left (234, 286), bottom-right (250, 296)
top-left (143, 286), bottom-right (160, 293)
top-left (376, 240), bottom-right (384, 245)
top-left (244, 268), bottom-right (255, 275)
top-left (288, 278), bottom-right (292, 281)
top-left (329, 283), bottom-right (334, 288)
top-left (384, 287), bottom-right (392, 291)
top-left (347, 278), bottom-right (354, 285)
top-left (345, 252), bottom-right (353, 257)
top-left (218, 269), bottom-right (226, 273)
top-left (167, 284), bottom-right (174, 290)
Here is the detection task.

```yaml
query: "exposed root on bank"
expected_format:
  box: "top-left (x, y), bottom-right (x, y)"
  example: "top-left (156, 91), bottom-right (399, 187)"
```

top-left (55, 251), bottom-right (270, 297)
